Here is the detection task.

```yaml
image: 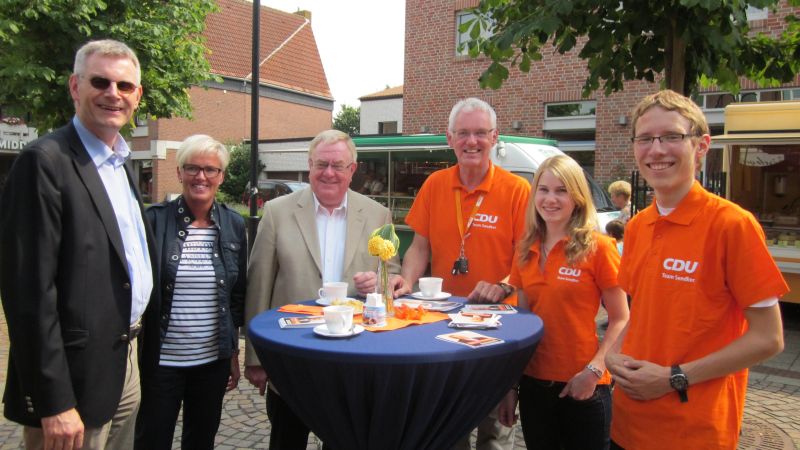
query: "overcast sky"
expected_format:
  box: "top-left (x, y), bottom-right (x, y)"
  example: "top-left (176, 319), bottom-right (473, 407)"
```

top-left (263, 0), bottom-right (405, 114)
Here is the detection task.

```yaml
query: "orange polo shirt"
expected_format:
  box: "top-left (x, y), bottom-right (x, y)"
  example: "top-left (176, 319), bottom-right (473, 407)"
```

top-left (613, 181), bottom-right (789, 450)
top-left (509, 232), bottom-right (619, 384)
top-left (405, 163), bottom-right (530, 298)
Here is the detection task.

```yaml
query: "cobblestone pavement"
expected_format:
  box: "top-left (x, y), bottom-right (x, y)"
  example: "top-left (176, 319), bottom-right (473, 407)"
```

top-left (0, 305), bottom-right (798, 449)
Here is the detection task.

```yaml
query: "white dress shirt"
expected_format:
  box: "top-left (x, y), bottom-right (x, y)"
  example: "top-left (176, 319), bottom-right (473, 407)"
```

top-left (313, 193), bottom-right (348, 284)
top-left (73, 116), bottom-right (153, 325)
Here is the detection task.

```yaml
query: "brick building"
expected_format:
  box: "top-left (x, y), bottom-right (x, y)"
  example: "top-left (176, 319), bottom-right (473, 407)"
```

top-left (403, 0), bottom-right (800, 185)
top-left (130, 0), bottom-right (332, 202)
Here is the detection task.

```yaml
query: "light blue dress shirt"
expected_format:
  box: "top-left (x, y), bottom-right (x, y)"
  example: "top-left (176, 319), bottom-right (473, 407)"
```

top-left (73, 116), bottom-right (153, 325)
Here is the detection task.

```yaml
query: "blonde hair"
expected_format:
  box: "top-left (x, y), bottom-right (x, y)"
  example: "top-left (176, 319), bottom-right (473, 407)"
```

top-left (608, 180), bottom-right (631, 200)
top-left (518, 155), bottom-right (597, 266)
top-left (631, 89), bottom-right (709, 139)
top-left (176, 135), bottom-right (229, 170)
top-left (308, 129), bottom-right (357, 162)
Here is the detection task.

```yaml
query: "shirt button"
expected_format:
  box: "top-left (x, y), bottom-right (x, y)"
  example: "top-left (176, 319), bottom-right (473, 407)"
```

top-left (184, 217), bottom-right (191, 223)
top-left (178, 230), bottom-right (186, 237)
top-left (166, 283), bottom-right (174, 291)
top-left (218, 279), bottom-right (225, 286)
top-left (171, 255), bottom-right (179, 261)
top-left (214, 253), bottom-right (219, 258)
top-left (122, 282), bottom-right (131, 290)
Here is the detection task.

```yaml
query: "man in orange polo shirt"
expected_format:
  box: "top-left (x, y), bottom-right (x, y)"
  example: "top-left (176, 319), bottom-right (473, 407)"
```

top-left (395, 97), bottom-right (530, 450)
top-left (605, 90), bottom-right (788, 450)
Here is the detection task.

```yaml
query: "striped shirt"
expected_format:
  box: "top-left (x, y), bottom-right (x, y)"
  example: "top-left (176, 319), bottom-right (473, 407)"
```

top-left (160, 226), bottom-right (220, 367)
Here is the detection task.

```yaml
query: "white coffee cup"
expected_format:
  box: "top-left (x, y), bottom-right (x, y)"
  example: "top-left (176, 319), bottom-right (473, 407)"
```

top-left (418, 277), bottom-right (443, 297)
top-left (323, 305), bottom-right (354, 334)
top-left (318, 281), bottom-right (348, 302)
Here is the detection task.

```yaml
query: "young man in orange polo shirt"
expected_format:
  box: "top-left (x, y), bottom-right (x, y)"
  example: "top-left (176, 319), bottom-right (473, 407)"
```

top-left (394, 98), bottom-right (530, 450)
top-left (605, 90), bottom-right (788, 450)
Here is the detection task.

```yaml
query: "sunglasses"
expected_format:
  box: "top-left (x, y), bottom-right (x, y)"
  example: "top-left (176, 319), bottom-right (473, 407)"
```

top-left (88, 76), bottom-right (138, 94)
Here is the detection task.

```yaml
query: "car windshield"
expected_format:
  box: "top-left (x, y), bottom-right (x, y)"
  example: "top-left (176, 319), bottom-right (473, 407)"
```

top-left (284, 182), bottom-right (309, 192)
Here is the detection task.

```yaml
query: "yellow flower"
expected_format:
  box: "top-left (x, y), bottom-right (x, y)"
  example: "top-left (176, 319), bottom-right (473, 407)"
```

top-left (368, 236), bottom-right (385, 257)
top-left (378, 241), bottom-right (395, 261)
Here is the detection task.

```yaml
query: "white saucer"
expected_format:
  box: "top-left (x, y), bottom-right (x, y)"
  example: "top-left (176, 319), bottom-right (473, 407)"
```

top-left (313, 324), bottom-right (365, 338)
top-left (411, 291), bottom-right (451, 301)
top-left (315, 297), bottom-right (358, 306)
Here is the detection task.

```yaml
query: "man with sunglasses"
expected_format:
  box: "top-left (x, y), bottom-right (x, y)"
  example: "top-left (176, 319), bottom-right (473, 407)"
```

top-left (244, 129), bottom-right (399, 449)
top-left (0, 39), bottom-right (156, 450)
top-left (605, 90), bottom-right (788, 450)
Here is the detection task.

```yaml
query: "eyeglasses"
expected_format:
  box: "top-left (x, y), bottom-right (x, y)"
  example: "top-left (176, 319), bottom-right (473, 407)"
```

top-left (182, 164), bottom-right (223, 178)
top-left (631, 133), bottom-right (694, 147)
top-left (311, 160), bottom-right (354, 173)
top-left (87, 76), bottom-right (138, 94)
top-left (454, 129), bottom-right (495, 141)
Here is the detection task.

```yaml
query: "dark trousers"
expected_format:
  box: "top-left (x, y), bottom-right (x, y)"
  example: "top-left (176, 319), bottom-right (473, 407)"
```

top-left (135, 358), bottom-right (230, 450)
top-left (518, 375), bottom-right (612, 450)
top-left (267, 388), bottom-right (320, 450)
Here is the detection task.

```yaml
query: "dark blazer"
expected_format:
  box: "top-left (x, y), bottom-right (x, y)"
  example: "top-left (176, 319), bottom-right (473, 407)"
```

top-left (140, 197), bottom-right (246, 379)
top-left (0, 122), bottom-right (158, 427)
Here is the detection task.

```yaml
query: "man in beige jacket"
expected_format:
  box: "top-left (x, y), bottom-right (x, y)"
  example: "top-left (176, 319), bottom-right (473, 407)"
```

top-left (244, 129), bottom-right (399, 450)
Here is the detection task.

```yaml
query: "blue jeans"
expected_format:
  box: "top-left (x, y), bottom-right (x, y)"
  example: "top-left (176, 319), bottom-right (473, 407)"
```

top-left (518, 375), bottom-right (611, 450)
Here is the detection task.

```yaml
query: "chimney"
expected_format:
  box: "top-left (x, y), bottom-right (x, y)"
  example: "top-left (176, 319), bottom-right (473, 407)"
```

top-left (295, 10), bottom-right (311, 21)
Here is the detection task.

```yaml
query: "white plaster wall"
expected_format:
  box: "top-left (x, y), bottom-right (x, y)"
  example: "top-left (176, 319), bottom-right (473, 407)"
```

top-left (359, 97), bottom-right (403, 135)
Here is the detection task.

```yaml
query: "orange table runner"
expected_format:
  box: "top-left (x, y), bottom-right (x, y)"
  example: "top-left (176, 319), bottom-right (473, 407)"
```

top-left (278, 303), bottom-right (450, 332)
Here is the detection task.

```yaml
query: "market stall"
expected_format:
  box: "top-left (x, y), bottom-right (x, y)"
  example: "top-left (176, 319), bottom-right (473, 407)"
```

top-left (714, 101), bottom-right (800, 303)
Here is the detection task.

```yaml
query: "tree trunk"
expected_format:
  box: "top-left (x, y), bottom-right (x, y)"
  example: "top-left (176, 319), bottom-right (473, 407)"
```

top-left (664, 17), bottom-right (688, 95)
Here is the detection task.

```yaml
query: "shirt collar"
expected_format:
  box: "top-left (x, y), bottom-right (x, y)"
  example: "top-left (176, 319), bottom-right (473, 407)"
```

top-left (452, 162), bottom-right (496, 193)
top-left (72, 116), bottom-right (131, 169)
top-left (175, 196), bottom-right (219, 236)
top-left (312, 191), bottom-right (348, 214)
top-left (641, 180), bottom-right (707, 226)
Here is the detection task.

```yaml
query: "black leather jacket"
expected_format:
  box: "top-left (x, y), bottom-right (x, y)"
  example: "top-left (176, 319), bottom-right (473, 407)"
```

top-left (144, 197), bottom-right (246, 364)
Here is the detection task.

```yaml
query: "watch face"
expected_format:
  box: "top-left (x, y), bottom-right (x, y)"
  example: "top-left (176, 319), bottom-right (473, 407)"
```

top-left (670, 374), bottom-right (689, 391)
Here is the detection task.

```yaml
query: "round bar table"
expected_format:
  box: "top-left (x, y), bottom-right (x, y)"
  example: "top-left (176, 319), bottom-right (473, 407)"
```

top-left (248, 298), bottom-right (543, 450)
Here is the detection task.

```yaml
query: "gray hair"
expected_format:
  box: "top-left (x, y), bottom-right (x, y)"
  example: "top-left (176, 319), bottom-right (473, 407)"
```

top-left (73, 39), bottom-right (141, 85)
top-left (176, 135), bottom-right (230, 170)
top-left (448, 98), bottom-right (497, 133)
top-left (308, 129), bottom-right (357, 163)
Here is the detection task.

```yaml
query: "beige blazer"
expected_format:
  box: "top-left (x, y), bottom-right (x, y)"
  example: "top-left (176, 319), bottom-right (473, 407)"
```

top-left (244, 188), bottom-right (399, 364)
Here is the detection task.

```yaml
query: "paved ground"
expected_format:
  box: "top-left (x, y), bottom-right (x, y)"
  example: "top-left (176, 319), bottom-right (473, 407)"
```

top-left (0, 304), bottom-right (798, 449)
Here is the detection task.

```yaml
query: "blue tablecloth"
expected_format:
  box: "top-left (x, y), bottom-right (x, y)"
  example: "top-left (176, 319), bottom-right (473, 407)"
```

top-left (248, 297), bottom-right (543, 450)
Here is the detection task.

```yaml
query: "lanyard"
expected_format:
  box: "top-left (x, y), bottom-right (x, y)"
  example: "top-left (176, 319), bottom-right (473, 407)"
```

top-left (454, 190), bottom-right (484, 252)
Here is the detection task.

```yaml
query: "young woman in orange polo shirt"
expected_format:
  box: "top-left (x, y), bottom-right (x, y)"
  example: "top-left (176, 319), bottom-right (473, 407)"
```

top-left (497, 155), bottom-right (629, 450)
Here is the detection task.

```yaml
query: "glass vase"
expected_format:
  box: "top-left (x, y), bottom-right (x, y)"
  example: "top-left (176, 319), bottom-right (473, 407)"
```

top-left (377, 260), bottom-right (394, 317)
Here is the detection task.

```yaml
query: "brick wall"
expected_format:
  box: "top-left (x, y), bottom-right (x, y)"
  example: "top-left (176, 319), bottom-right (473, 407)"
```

top-left (155, 86), bottom-right (331, 143)
top-left (404, 0), bottom-right (800, 185)
top-left (152, 147), bottom-right (180, 203)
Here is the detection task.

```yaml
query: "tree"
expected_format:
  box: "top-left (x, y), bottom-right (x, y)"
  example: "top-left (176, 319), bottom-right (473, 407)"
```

top-left (220, 142), bottom-right (265, 202)
top-left (333, 104), bottom-right (360, 136)
top-left (462, 0), bottom-right (800, 96)
top-left (0, 0), bottom-right (219, 132)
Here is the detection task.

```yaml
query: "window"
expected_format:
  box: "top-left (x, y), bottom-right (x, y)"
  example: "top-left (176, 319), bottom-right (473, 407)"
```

top-left (456, 10), bottom-right (492, 56)
top-left (746, 6), bottom-right (768, 21)
top-left (697, 89), bottom-right (800, 109)
top-left (545, 101), bottom-right (597, 119)
top-left (379, 121), bottom-right (398, 135)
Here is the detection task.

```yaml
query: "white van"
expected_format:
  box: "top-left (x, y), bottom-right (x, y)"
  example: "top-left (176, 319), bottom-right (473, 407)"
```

top-left (351, 134), bottom-right (620, 256)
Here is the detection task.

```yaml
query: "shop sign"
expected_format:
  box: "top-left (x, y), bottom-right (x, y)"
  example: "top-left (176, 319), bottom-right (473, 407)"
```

top-left (739, 148), bottom-right (785, 167)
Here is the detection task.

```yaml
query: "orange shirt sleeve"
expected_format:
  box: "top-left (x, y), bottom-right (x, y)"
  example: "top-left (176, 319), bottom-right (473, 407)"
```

top-left (593, 234), bottom-right (621, 291)
top-left (721, 212), bottom-right (789, 308)
top-left (404, 171), bottom-right (434, 238)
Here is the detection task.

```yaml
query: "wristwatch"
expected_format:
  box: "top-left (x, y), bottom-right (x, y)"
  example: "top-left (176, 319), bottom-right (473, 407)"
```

top-left (669, 365), bottom-right (689, 403)
top-left (496, 282), bottom-right (515, 299)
